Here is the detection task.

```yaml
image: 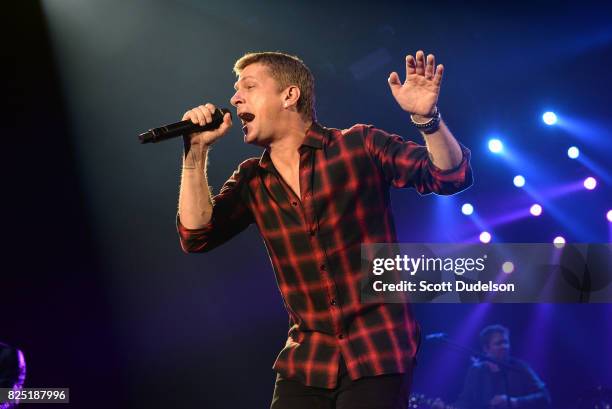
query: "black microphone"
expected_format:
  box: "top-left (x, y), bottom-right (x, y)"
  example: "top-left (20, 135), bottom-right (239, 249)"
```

top-left (138, 108), bottom-right (232, 144)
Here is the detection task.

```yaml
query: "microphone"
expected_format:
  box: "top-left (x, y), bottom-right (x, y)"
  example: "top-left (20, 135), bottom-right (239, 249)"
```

top-left (138, 108), bottom-right (232, 144)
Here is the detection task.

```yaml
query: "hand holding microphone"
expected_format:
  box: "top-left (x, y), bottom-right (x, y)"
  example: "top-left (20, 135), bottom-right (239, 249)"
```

top-left (181, 103), bottom-right (233, 146)
top-left (139, 103), bottom-right (232, 145)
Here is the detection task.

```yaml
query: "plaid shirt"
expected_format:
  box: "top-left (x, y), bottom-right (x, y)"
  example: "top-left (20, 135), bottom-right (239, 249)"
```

top-left (178, 122), bottom-right (472, 388)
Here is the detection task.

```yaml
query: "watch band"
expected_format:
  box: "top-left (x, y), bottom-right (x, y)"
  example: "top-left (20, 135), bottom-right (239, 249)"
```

top-left (410, 106), bottom-right (441, 134)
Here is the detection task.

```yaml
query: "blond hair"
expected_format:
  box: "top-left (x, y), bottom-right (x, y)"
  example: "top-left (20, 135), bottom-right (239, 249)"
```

top-left (233, 51), bottom-right (316, 120)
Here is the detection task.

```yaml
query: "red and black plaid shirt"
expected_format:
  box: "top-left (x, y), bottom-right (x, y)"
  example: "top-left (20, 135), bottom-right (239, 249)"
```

top-left (178, 122), bottom-right (472, 388)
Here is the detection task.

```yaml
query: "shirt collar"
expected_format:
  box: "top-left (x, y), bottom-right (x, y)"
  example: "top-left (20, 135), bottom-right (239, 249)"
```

top-left (258, 121), bottom-right (326, 171)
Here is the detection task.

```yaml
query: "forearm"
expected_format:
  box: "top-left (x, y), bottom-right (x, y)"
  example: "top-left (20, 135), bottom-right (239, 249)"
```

top-left (178, 142), bottom-right (213, 229)
top-left (415, 117), bottom-right (463, 170)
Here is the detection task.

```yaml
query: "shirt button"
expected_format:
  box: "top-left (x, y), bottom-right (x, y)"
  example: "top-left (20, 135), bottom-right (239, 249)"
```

top-left (338, 334), bottom-right (344, 339)
top-left (309, 229), bottom-right (316, 236)
top-left (320, 264), bottom-right (326, 271)
top-left (330, 299), bottom-right (337, 306)
top-left (291, 201), bottom-right (298, 206)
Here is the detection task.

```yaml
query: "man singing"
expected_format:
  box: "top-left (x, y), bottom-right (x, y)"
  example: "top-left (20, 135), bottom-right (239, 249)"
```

top-left (177, 50), bottom-right (472, 409)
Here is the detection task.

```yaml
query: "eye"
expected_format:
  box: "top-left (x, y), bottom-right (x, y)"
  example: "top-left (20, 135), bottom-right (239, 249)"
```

top-left (246, 85), bottom-right (255, 89)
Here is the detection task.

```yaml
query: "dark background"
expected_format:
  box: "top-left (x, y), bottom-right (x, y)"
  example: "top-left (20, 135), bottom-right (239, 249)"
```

top-left (3, 1), bottom-right (611, 408)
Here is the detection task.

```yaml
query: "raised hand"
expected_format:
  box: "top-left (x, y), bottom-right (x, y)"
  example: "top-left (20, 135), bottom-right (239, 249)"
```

top-left (388, 50), bottom-right (444, 117)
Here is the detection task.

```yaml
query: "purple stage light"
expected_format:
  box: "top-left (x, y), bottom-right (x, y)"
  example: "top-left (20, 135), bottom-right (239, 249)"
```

top-left (502, 261), bottom-right (514, 273)
top-left (479, 231), bottom-right (492, 243)
top-left (553, 236), bottom-right (566, 248)
top-left (530, 204), bottom-right (543, 216)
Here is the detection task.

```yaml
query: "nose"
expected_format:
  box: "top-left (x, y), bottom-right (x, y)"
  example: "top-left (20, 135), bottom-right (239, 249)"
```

top-left (230, 90), bottom-right (243, 107)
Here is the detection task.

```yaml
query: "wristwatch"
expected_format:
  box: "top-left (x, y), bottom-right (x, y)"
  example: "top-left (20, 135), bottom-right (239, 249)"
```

top-left (410, 106), bottom-right (441, 134)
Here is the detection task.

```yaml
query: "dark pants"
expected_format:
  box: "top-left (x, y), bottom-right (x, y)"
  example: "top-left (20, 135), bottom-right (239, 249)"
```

top-left (270, 356), bottom-right (413, 409)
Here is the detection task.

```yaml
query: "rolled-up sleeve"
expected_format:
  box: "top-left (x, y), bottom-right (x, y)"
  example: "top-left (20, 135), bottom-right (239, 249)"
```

top-left (177, 158), bottom-right (256, 253)
top-left (362, 125), bottom-right (473, 195)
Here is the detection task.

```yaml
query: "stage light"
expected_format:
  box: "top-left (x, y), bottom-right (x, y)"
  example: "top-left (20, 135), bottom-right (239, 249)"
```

top-left (461, 203), bottom-right (474, 215)
top-left (479, 231), bottom-right (492, 243)
top-left (607, 210), bottom-right (612, 223)
top-left (488, 139), bottom-right (503, 153)
top-left (583, 177), bottom-right (597, 190)
top-left (553, 236), bottom-right (566, 248)
top-left (542, 111), bottom-right (557, 125)
top-left (513, 175), bottom-right (525, 187)
top-left (530, 204), bottom-right (542, 216)
top-left (567, 146), bottom-right (580, 159)
top-left (502, 261), bottom-right (514, 274)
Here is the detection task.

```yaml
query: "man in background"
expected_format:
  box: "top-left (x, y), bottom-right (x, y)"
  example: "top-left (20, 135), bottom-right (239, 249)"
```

top-left (434, 325), bottom-right (550, 409)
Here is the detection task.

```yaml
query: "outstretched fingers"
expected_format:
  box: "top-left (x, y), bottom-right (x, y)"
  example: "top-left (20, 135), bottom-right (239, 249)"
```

top-left (405, 54), bottom-right (416, 78)
top-left (434, 64), bottom-right (444, 86)
top-left (402, 50), bottom-right (444, 86)
top-left (415, 50), bottom-right (426, 76)
top-left (425, 54), bottom-right (435, 79)
top-left (388, 71), bottom-right (402, 87)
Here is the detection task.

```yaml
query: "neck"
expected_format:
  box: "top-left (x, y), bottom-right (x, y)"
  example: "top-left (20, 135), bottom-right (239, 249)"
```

top-left (268, 116), bottom-right (312, 166)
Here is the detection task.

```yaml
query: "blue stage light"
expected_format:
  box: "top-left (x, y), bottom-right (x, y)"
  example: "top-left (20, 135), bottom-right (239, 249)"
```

top-left (461, 203), bottom-right (474, 215)
top-left (513, 175), bottom-right (525, 187)
top-left (567, 146), bottom-right (580, 159)
top-left (607, 210), bottom-right (612, 223)
top-left (488, 139), bottom-right (503, 153)
top-left (543, 111), bottom-right (558, 125)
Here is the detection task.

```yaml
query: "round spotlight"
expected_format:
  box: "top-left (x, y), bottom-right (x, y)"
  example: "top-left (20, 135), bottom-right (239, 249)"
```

top-left (502, 261), bottom-right (514, 274)
top-left (488, 139), bottom-right (503, 153)
top-left (567, 146), bottom-right (580, 159)
top-left (530, 204), bottom-right (543, 216)
top-left (553, 236), bottom-right (566, 248)
top-left (583, 177), bottom-right (597, 190)
top-left (513, 175), bottom-right (525, 188)
top-left (461, 203), bottom-right (474, 215)
top-left (479, 231), bottom-right (492, 243)
top-left (542, 111), bottom-right (558, 125)
top-left (607, 210), bottom-right (612, 223)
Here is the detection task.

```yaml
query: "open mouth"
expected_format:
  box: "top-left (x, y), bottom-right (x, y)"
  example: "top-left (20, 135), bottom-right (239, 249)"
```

top-left (238, 112), bottom-right (255, 135)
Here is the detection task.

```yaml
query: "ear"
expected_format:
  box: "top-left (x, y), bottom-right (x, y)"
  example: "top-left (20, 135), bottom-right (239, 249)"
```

top-left (282, 85), bottom-right (301, 109)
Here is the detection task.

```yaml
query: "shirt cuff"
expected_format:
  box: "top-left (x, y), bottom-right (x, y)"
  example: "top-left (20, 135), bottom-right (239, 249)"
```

top-left (426, 144), bottom-right (472, 183)
top-left (176, 213), bottom-right (214, 238)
